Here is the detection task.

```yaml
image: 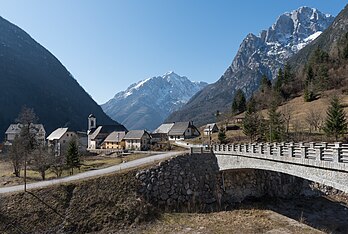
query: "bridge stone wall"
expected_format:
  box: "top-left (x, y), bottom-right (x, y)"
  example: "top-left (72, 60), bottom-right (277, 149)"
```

top-left (136, 153), bottom-right (321, 211)
top-left (222, 169), bottom-right (312, 203)
top-left (136, 153), bottom-right (223, 211)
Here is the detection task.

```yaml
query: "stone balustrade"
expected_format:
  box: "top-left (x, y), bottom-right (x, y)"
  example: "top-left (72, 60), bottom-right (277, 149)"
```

top-left (212, 142), bottom-right (348, 173)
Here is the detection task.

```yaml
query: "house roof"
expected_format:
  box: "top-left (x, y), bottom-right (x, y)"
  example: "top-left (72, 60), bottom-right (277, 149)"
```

top-left (47, 128), bottom-right (69, 140)
top-left (89, 124), bottom-right (127, 140)
top-left (204, 123), bottom-right (218, 131)
top-left (104, 131), bottom-right (126, 143)
top-left (168, 122), bottom-right (190, 136)
top-left (124, 130), bottom-right (149, 140)
top-left (5, 123), bottom-right (45, 135)
top-left (153, 123), bottom-right (175, 134)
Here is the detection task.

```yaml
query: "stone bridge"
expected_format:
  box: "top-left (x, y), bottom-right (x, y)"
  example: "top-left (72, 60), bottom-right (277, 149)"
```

top-left (207, 142), bottom-right (348, 193)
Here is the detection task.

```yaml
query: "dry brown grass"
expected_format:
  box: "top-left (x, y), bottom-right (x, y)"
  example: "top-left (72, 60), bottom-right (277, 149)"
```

top-left (0, 153), bottom-right (150, 188)
top-left (134, 210), bottom-right (322, 234)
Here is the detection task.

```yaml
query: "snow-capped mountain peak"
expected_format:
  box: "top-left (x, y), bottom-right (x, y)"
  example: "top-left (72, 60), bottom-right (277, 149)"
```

top-left (166, 6), bottom-right (335, 126)
top-left (102, 72), bottom-right (208, 130)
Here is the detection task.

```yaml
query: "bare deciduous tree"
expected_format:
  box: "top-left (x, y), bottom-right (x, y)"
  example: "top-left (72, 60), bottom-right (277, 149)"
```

top-left (30, 145), bottom-right (54, 180)
top-left (8, 136), bottom-right (25, 177)
top-left (280, 105), bottom-right (293, 137)
top-left (305, 109), bottom-right (323, 133)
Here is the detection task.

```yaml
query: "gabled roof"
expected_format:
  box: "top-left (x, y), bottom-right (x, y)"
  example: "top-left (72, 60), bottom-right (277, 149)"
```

top-left (168, 122), bottom-right (190, 136)
top-left (204, 123), bottom-right (218, 131)
top-left (47, 128), bottom-right (69, 141)
top-left (124, 130), bottom-right (149, 140)
top-left (89, 124), bottom-right (128, 140)
top-left (104, 131), bottom-right (126, 143)
top-left (6, 123), bottom-right (45, 135)
top-left (153, 123), bottom-right (175, 134)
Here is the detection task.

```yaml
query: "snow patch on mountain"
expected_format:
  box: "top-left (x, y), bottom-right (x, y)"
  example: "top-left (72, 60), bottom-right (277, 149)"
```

top-left (102, 72), bottom-right (208, 130)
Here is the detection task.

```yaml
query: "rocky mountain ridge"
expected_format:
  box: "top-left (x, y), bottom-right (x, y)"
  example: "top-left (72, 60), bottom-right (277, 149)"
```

top-left (102, 72), bottom-right (207, 130)
top-left (166, 7), bottom-right (335, 126)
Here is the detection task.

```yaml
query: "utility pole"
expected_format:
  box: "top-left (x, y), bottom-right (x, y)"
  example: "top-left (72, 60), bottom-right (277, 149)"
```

top-left (209, 126), bottom-right (212, 148)
top-left (24, 152), bottom-right (27, 192)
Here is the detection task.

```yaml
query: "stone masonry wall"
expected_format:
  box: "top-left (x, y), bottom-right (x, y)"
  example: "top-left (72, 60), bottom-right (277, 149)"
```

top-left (136, 153), bottom-right (222, 211)
top-left (136, 153), bottom-right (321, 211)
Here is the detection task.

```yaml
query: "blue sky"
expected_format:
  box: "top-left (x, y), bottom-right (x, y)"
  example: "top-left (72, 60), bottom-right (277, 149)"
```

top-left (0, 1), bottom-right (346, 104)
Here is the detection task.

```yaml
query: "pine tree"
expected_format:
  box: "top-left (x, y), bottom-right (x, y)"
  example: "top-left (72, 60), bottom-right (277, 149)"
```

top-left (283, 63), bottom-right (294, 84)
top-left (260, 74), bottom-right (272, 93)
top-left (218, 129), bottom-right (227, 144)
top-left (242, 97), bottom-right (260, 142)
top-left (66, 139), bottom-right (80, 175)
top-left (273, 68), bottom-right (283, 93)
top-left (323, 96), bottom-right (347, 141)
top-left (304, 65), bottom-right (315, 102)
top-left (267, 102), bottom-right (284, 142)
top-left (231, 89), bottom-right (246, 115)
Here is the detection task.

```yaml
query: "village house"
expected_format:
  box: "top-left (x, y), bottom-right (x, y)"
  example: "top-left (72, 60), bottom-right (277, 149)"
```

top-left (101, 131), bottom-right (126, 150)
top-left (124, 130), bottom-right (151, 151)
top-left (204, 123), bottom-right (219, 136)
top-left (47, 127), bottom-right (77, 156)
top-left (87, 114), bottom-right (127, 150)
top-left (168, 121), bottom-right (200, 141)
top-left (4, 123), bottom-right (46, 146)
top-left (151, 123), bottom-right (175, 143)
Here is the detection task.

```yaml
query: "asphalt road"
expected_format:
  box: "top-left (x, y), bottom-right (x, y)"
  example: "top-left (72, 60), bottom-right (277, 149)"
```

top-left (0, 151), bottom-right (187, 194)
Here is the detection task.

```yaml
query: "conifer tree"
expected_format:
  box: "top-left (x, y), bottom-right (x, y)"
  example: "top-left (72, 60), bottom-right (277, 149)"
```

top-left (218, 129), bottom-right (227, 144)
top-left (274, 68), bottom-right (283, 93)
top-left (323, 96), bottom-right (347, 141)
top-left (231, 89), bottom-right (246, 115)
top-left (260, 74), bottom-right (272, 93)
top-left (267, 102), bottom-right (284, 142)
top-left (66, 139), bottom-right (80, 175)
top-left (242, 97), bottom-right (260, 142)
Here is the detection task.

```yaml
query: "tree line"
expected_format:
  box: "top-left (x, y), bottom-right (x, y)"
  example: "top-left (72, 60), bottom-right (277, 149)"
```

top-left (228, 65), bottom-right (348, 143)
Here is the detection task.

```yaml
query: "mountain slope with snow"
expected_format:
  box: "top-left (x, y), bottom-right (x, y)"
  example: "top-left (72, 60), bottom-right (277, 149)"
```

top-left (166, 6), bottom-right (335, 126)
top-left (102, 72), bottom-right (207, 130)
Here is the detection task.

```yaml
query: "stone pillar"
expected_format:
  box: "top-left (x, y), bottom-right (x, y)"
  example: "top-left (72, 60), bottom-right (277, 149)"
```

top-left (332, 142), bottom-right (342, 163)
top-left (301, 145), bottom-right (308, 159)
top-left (309, 142), bottom-right (315, 149)
top-left (266, 143), bottom-right (272, 156)
top-left (278, 144), bottom-right (283, 157)
top-left (315, 146), bottom-right (324, 161)
top-left (259, 143), bottom-right (264, 155)
top-left (288, 142), bottom-right (294, 158)
top-left (237, 144), bottom-right (242, 153)
top-left (251, 143), bottom-right (256, 154)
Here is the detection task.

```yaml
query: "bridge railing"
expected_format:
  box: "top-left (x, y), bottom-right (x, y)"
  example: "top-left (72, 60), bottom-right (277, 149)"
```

top-left (213, 142), bottom-right (348, 164)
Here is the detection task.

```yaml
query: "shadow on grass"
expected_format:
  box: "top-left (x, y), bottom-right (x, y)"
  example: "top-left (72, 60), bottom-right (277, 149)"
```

top-left (244, 196), bottom-right (348, 234)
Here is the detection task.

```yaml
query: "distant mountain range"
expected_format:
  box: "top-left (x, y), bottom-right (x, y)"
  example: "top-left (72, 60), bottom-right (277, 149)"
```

top-left (166, 7), bottom-right (335, 127)
top-left (102, 72), bottom-right (207, 130)
top-left (0, 16), bottom-right (122, 140)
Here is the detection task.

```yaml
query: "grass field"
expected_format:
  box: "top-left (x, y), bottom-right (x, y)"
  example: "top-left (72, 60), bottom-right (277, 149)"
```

top-left (0, 153), bottom-right (149, 187)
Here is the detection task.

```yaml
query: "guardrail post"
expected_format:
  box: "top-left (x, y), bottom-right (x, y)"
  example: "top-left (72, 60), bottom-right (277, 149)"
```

top-left (237, 144), bottom-right (241, 153)
top-left (332, 142), bottom-right (342, 163)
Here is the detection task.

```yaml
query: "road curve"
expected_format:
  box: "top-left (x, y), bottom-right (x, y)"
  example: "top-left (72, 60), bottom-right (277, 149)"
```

top-left (0, 151), bottom-right (187, 194)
